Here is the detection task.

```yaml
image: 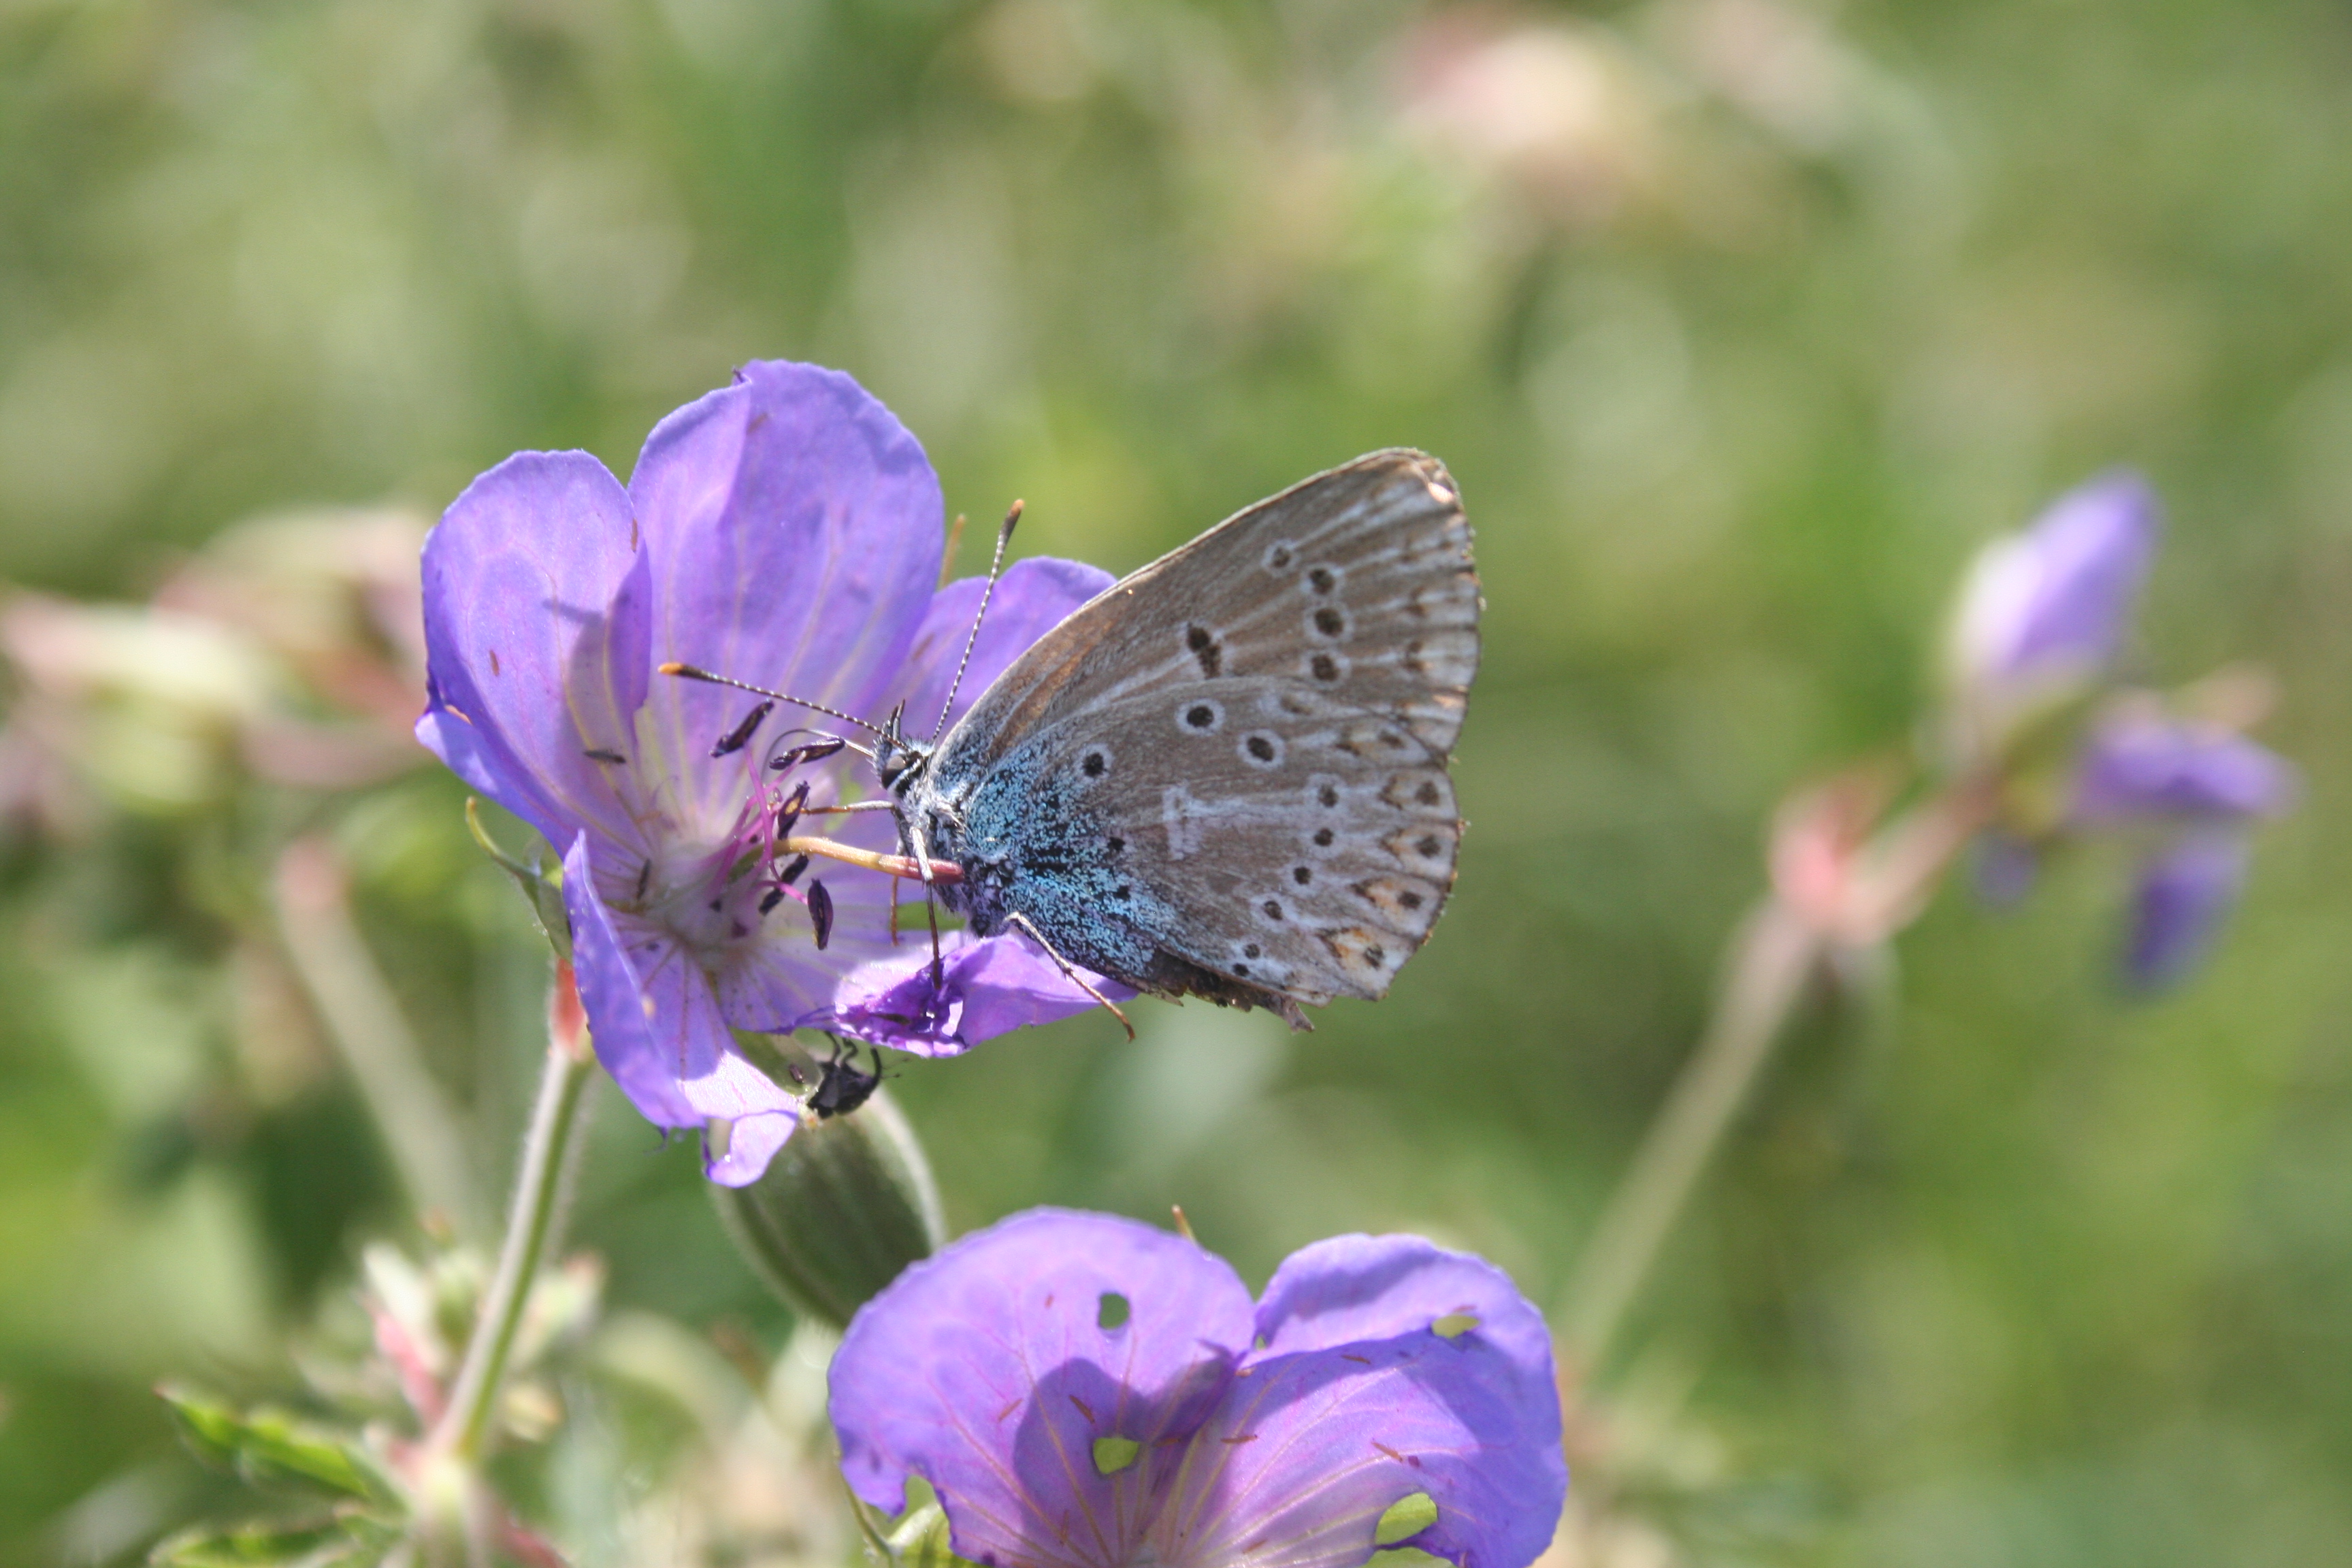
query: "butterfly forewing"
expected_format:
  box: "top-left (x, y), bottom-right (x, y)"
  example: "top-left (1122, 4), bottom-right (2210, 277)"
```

top-left (924, 448), bottom-right (1479, 1018)
top-left (934, 451), bottom-right (1477, 779)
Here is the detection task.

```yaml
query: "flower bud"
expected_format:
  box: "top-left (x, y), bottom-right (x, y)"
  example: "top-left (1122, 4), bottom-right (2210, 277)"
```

top-left (711, 1084), bottom-right (944, 1329)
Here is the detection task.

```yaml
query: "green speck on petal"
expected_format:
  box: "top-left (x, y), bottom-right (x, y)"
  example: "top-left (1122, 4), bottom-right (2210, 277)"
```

top-left (1375, 1491), bottom-right (1439, 1546)
top-left (1093, 1435), bottom-right (1141, 1475)
top-left (1431, 1312), bottom-right (1479, 1339)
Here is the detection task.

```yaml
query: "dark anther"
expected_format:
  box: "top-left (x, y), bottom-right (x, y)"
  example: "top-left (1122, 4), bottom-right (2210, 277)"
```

top-left (583, 747), bottom-right (626, 764)
top-left (712, 700), bottom-right (774, 757)
top-left (808, 879), bottom-right (834, 949)
top-left (778, 853), bottom-right (811, 886)
top-left (760, 888), bottom-right (786, 915)
top-left (772, 736), bottom-right (849, 770)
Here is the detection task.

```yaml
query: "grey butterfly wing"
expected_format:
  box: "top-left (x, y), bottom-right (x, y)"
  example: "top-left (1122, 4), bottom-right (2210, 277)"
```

top-left (933, 448), bottom-right (1477, 1017)
top-left (991, 679), bottom-right (1463, 1009)
top-left (933, 449), bottom-right (1477, 782)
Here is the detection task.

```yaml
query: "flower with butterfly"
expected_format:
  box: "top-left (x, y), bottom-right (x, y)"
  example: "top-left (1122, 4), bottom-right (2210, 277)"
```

top-left (418, 360), bottom-right (1120, 1182)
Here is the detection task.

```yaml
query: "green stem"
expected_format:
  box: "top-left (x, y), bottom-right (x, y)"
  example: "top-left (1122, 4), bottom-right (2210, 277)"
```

top-left (430, 1028), bottom-right (598, 1463)
top-left (1557, 898), bottom-right (1823, 1373)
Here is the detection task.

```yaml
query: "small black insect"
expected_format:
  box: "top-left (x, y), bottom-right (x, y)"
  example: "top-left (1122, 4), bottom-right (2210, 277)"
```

top-left (802, 1039), bottom-right (886, 1120)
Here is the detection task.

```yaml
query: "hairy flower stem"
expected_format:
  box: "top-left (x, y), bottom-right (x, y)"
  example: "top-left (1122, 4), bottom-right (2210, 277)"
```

top-left (1558, 782), bottom-right (1994, 1374)
top-left (429, 968), bottom-right (598, 1467)
top-left (1558, 899), bottom-right (1820, 1373)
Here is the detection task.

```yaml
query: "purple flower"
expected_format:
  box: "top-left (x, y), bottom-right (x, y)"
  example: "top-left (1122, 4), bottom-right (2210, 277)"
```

top-left (830, 1209), bottom-right (1567, 1568)
top-left (2120, 830), bottom-right (2249, 990)
top-left (1947, 473), bottom-right (2157, 757)
top-left (2072, 710), bottom-right (2298, 825)
top-left (2068, 707), bottom-right (2296, 989)
top-left (416, 361), bottom-right (1116, 1183)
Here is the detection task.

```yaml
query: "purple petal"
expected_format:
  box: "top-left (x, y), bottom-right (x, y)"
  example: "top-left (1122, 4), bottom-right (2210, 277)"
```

top-left (418, 452), bottom-right (653, 853)
top-left (1178, 1236), bottom-right (1566, 1568)
top-left (627, 361), bottom-right (943, 835)
top-left (830, 1209), bottom-right (1256, 1560)
top-left (825, 933), bottom-right (1133, 1057)
top-left (891, 558), bottom-right (1117, 743)
top-left (1955, 473), bottom-right (2156, 687)
top-left (564, 834), bottom-right (805, 1181)
top-left (2073, 714), bottom-right (2298, 823)
top-left (2123, 830), bottom-right (2249, 990)
top-left (560, 832), bottom-right (704, 1129)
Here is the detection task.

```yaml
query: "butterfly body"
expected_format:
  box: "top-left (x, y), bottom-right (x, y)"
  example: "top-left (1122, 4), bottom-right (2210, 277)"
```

top-left (878, 448), bottom-right (1480, 1029)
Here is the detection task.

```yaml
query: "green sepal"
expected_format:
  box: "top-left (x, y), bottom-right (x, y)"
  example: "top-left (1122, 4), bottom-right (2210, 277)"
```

top-left (466, 798), bottom-right (571, 962)
top-left (711, 1073), bottom-right (945, 1330)
top-left (156, 1384), bottom-right (400, 1505)
top-left (887, 1501), bottom-right (980, 1568)
top-left (147, 1511), bottom-right (402, 1568)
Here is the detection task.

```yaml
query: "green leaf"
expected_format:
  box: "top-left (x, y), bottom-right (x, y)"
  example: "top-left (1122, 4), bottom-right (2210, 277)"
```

top-left (887, 1501), bottom-right (985, 1568)
top-left (148, 1512), bottom-right (401, 1567)
top-left (466, 798), bottom-right (571, 961)
top-left (156, 1386), bottom-right (400, 1505)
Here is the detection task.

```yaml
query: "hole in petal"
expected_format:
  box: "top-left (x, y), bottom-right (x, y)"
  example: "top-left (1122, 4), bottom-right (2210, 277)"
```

top-left (1375, 1492), bottom-right (1439, 1546)
top-left (1093, 1435), bottom-right (1141, 1475)
top-left (1098, 1292), bottom-right (1131, 1330)
top-left (1431, 1311), bottom-right (1479, 1339)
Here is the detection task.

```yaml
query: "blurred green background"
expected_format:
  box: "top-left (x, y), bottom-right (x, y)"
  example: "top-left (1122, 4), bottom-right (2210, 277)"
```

top-left (3, 0), bottom-right (2349, 1563)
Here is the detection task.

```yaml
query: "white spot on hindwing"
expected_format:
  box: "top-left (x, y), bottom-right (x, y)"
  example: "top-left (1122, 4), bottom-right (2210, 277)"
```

top-left (1162, 785), bottom-right (1203, 860)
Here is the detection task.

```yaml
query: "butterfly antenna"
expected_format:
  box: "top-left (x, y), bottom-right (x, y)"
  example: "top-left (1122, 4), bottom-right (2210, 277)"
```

top-left (932, 500), bottom-right (1022, 742)
top-left (657, 664), bottom-right (884, 754)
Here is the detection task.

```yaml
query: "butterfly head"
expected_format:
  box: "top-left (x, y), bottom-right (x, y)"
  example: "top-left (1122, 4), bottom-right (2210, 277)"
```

top-left (871, 700), bottom-right (933, 796)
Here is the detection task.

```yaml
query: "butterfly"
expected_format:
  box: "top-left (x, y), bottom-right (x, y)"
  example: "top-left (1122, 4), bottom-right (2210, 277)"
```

top-left (672, 448), bottom-right (1478, 1032)
top-left (869, 449), bottom-right (1480, 1030)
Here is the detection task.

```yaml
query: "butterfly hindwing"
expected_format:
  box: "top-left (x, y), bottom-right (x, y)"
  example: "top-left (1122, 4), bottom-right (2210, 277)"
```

top-left (964, 679), bottom-right (1460, 1007)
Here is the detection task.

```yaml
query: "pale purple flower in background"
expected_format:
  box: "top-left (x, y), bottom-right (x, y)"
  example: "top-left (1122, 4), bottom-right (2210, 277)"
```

top-left (830, 1209), bottom-right (1567, 1568)
top-left (418, 361), bottom-right (1115, 1183)
top-left (2072, 708), bottom-right (2296, 988)
top-left (1946, 472), bottom-right (2157, 762)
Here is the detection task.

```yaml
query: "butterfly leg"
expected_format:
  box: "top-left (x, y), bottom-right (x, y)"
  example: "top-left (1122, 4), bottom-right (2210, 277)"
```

top-left (1003, 911), bottom-right (1135, 1041)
